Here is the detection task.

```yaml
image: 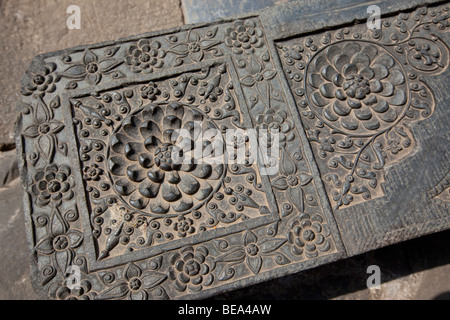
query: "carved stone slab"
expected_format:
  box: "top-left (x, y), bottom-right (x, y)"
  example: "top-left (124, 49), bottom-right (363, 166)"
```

top-left (15, 0), bottom-right (450, 299)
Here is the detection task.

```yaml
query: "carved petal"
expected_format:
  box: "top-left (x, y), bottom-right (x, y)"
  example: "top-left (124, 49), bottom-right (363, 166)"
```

top-left (342, 63), bottom-right (358, 77)
top-left (281, 148), bottom-right (296, 176)
top-left (351, 52), bottom-right (371, 69)
top-left (246, 256), bottom-right (262, 274)
top-left (191, 164), bottom-right (212, 179)
top-left (178, 174), bottom-right (200, 195)
top-left (172, 198), bottom-right (193, 212)
top-left (308, 73), bottom-right (323, 89)
top-left (244, 230), bottom-right (258, 246)
top-left (86, 73), bottom-right (101, 86)
top-left (34, 236), bottom-right (55, 255)
top-left (341, 118), bottom-right (359, 131)
top-left (259, 238), bottom-right (287, 254)
top-left (288, 186), bottom-right (304, 212)
top-left (333, 100), bottom-right (351, 116)
top-left (363, 118), bottom-right (380, 130)
top-left (354, 107), bottom-right (373, 120)
top-left (139, 180), bottom-right (160, 198)
top-left (129, 290), bottom-right (148, 301)
top-left (141, 272), bottom-right (167, 290)
top-left (62, 64), bottom-right (86, 78)
top-left (390, 89), bottom-right (407, 106)
top-left (241, 75), bottom-right (256, 87)
top-left (83, 49), bottom-right (98, 65)
top-left (333, 54), bottom-right (350, 73)
top-left (271, 176), bottom-right (288, 190)
top-left (388, 69), bottom-right (405, 86)
top-left (98, 283), bottom-right (129, 300)
top-left (359, 67), bottom-right (375, 80)
top-left (323, 105), bottom-right (339, 121)
top-left (67, 230), bottom-right (83, 248)
top-left (380, 108), bottom-right (398, 123)
top-left (189, 50), bottom-right (204, 63)
top-left (22, 124), bottom-right (40, 138)
top-left (319, 83), bottom-right (335, 99)
top-left (371, 100), bottom-right (389, 113)
top-left (373, 54), bottom-right (395, 69)
top-left (54, 249), bottom-right (72, 275)
top-left (320, 65), bottom-right (337, 82)
top-left (311, 91), bottom-right (329, 107)
top-left (37, 134), bottom-right (55, 161)
top-left (125, 263), bottom-right (142, 281)
top-left (380, 82), bottom-right (394, 96)
top-left (161, 182), bottom-right (182, 202)
top-left (150, 199), bottom-right (169, 214)
top-left (130, 194), bottom-right (150, 209)
top-left (372, 64), bottom-right (389, 80)
top-left (49, 120), bottom-right (65, 134)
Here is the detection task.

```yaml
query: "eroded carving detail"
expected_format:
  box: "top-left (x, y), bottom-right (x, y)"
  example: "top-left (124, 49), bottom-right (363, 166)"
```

top-left (107, 102), bottom-right (225, 215)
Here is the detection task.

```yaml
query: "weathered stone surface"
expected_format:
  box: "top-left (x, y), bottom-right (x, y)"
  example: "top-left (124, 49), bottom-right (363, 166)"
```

top-left (15, 0), bottom-right (450, 300)
top-left (0, 0), bottom-right (184, 147)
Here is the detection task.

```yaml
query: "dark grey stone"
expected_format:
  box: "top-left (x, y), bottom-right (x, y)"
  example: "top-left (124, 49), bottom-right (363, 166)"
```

top-left (15, 0), bottom-right (450, 300)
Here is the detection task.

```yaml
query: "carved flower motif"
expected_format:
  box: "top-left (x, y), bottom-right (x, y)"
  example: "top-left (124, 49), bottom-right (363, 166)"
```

top-left (139, 82), bottom-right (161, 101)
top-left (307, 42), bottom-right (408, 133)
top-left (53, 280), bottom-right (97, 300)
top-left (271, 149), bottom-right (313, 213)
top-left (34, 208), bottom-right (83, 275)
top-left (241, 230), bottom-right (287, 275)
top-left (30, 164), bottom-right (75, 207)
top-left (240, 55), bottom-right (278, 108)
top-left (169, 29), bottom-right (221, 63)
top-left (411, 42), bottom-right (441, 67)
top-left (173, 216), bottom-right (195, 238)
top-left (22, 97), bottom-right (64, 163)
top-left (83, 164), bottom-right (103, 181)
top-left (125, 40), bottom-right (165, 73)
top-left (386, 139), bottom-right (403, 154)
top-left (288, 213), bottom-right (331, 258)
top-left (98, 263), bottom-right (167, 300)
top-left (255, 108), bottom-right (294, 147)
top-left (21, 62), bottom-right (60, 96)
top-left (214, 230), bottom-right (289, 278)
top-left (169, 246), bottom-right (214, 292)
top-left (61, 49), bottom-right (123, 86)
top-left (108, 102), bottom-right (225, 215)
top-left (225, 20), bottom-right (264, 55)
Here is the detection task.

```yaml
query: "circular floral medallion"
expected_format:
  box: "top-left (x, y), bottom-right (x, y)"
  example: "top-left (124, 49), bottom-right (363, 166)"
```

top-left (305, 41), bottom-right (409, 135)
top-left (107, 102), bottom-right (226, 216)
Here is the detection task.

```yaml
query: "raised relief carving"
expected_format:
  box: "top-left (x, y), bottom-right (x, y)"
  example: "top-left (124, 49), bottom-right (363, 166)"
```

top-left (16, 4), bottom-right (448, 300)
top-left (278, 5), bottom-right (449, 210)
